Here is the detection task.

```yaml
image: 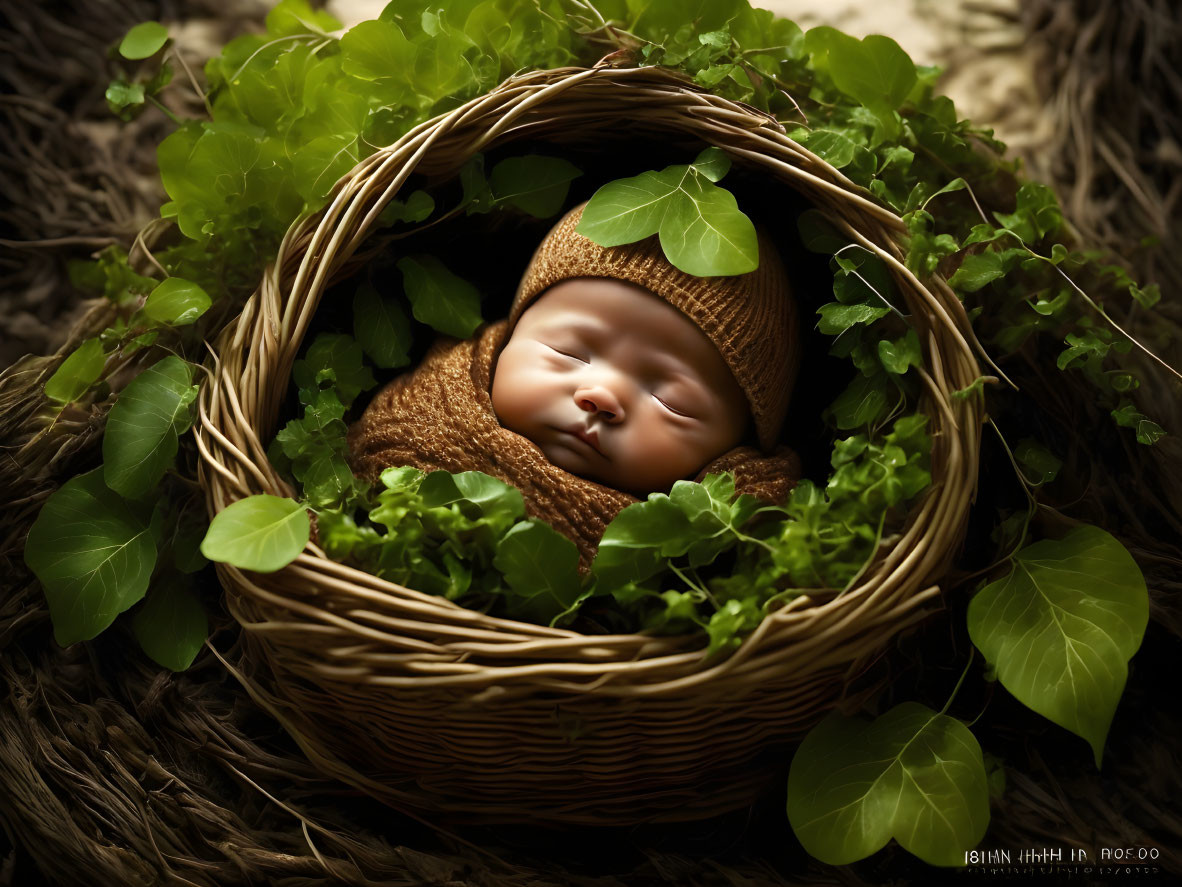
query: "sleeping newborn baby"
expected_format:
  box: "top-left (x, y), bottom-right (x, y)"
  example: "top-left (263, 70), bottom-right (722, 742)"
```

top-left (491, 276), bottom-right (752, 496)
top-left (347, 202), bottom-right (801, 568)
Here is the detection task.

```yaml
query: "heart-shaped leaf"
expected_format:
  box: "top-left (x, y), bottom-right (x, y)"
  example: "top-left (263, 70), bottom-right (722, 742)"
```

top-left (132, 579), bottom-right (208, 671)
top-left (787, 702), bottom-right (989, 866)
top-left (489, 155), bottom-right (582, 218)
top-left (967, 524), bottom-right (1148, 765)
top-left (494, 520), bottom-right (583, 623)
top-left (24, 468), bottom-right (158, 646)
top-left (398, 255), bottom-right (482, 338)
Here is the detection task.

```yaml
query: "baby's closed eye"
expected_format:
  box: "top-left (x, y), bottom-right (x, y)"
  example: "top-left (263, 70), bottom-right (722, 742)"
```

top-left (652, 384), bottom-right (706, 419)
top-left (544, 343), bottom-right (589, 363)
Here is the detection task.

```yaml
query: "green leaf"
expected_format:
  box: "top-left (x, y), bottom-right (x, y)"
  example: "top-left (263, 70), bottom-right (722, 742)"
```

top-left (200, 495), bottom-right (310, 572)
top-left (576, 168), bottom-right (674, 246)
top-left (171, 507), bottom-right (210, 574)
top-left (119, 22), bottom-right (169, 60)
top-left (705, 596), bottom-right (762, 656)
top-left (993, 182), bottom-right (1062, 243)
top-left (806, 29), bottom-right (916, 141)
top-left (353, 282), bottom-right (412, 368)
top-left (292, 133), bottom-right (361, 203)
top-left (24, 469), bottom-right (158, 646)
top-left (297, 448), bottom-right (362, 509)
top-left (379, 190), bottom-right (434, 226)
top-left (1129, 283), bottom-right (1161, 309)
top-left (966, 525), bottom-right (1149, 765)
top-left (44, 338), bottom-right (105, 403)
top-left (266, 0), bottom-right (342, 36)
top-left (143, 277), bottom-right (212, 326)
top-left (292, 333), bottom-right (376, 407)
top-left (1057, 329), bottom-right (1111, 370)
top-left (647, 170), bottom-right (758, 277)
top-left (489, 155), bottom-right (582, 218)
top-left (877, 329), bottom-right (922, 374)
top-left (1111, 401), bottom-right (1166, 445)
top-left (816, 302), bottom-right (890, 336)
top-left (796, 129), bottom-right (858, 168)
top-left (106, 80), bottom-right (146, 113)
top-left (1031, 288), bottom-right (1070, 317)
top-left (493, 520), bottom-right (584, 623)
top-left (577, 161), bottom-right (758, 277)
top-left (690, 146), bottom-right (730, 182)
top-left (919, 176), bottom-right (966, 209)
top-left (340, 19), bottom-right (415, 84)
top-left (131, 580), bottom-right (208, 671)
top-left (825, 372), bottom-right (893, 430)
top-left (419, 470), bottom-right (525, 525)
top-left (948, 248), bottom-right (1024, 292)
top-left (592, 496), bottom-right (694, 589)
top-left (103, 356), bottom-right (197, 499)
top-left (459, 154), bottom-right (495, 214)
top-left (1014, 439), bottom-right (1061, 485)
top-left (787, 702), bottom-right (989, 866)
top-left (397, 255), bottom-right (483, 338)
top-left (796, 209), bottom-right (848, 254)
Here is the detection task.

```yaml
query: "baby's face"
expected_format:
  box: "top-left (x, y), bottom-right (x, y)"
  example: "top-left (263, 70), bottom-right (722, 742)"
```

top-left (491, 278), bottom-right (750, 495)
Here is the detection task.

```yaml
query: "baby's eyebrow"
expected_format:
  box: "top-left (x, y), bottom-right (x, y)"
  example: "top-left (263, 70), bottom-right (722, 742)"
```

top-left (536, 316), bottom-right (610, 339)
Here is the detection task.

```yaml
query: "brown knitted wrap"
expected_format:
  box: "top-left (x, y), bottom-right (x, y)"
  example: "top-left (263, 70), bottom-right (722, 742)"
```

top-left (347, 321), bottom-right (801, 568)
top-left (511, 202), bottom-right (799, 452)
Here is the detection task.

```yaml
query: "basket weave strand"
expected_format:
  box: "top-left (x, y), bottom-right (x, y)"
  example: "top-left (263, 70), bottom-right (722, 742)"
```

top-left (196, 65), bottom-right (985, 824)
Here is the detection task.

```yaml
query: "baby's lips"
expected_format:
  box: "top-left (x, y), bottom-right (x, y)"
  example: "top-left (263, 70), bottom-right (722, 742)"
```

top-left (561, 424), bottom-right (606, 458)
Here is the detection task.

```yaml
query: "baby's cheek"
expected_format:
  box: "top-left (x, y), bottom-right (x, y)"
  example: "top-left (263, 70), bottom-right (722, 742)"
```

top-left (617, 425), bottom-right (704, 490)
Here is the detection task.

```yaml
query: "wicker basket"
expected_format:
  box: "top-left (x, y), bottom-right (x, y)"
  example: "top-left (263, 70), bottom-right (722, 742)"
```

top-left (195, 65), bottom-right (985, 825)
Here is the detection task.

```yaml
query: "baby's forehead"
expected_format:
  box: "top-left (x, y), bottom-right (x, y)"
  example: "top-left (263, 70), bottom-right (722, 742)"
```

top-left (516, 278), bottom-right (742, 384)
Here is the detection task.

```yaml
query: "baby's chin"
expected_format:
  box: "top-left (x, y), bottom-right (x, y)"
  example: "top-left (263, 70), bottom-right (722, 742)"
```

top-left (539, 439), bottom-right (603, 480)
top-left (539, 442), bottom-right (665, 496)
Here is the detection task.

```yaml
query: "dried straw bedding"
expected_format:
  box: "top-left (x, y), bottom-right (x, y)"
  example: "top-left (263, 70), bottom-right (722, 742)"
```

top-left (192, 63), bottom-right (987, 825)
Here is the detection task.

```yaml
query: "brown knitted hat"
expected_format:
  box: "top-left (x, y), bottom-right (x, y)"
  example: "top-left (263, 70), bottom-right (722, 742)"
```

top-left (509, 202), bottom-right (799, 451)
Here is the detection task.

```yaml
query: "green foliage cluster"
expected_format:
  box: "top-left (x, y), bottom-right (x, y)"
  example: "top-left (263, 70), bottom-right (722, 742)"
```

top-left (22, 0), bottom-right (1171, 871)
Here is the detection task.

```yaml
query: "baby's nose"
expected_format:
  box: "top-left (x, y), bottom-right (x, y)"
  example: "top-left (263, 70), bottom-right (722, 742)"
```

top-left (574, 384), bottom-right (624, 422)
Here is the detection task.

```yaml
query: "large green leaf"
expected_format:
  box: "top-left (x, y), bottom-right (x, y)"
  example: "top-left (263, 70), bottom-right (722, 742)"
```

top-left (592, 496), bottom-right (695, 589)
top-left (787, 702), bottom-right (989, 866)
top-left (292, 133), bottom-right (361, 202)
top-left (576, 149), bottom-right (758, 276)
top-left (340, 19), bottom-right (415, 85)
top-left (131, 579), bottom-right (208, 671)
top-left (805, 28), bottom-right (916, 141)
top-left (966, 524), bottom-right (1149, 765)
top-left (489, 155), bottom-right (581, 218)
top-left (352, 282), bottom-right (412, 369)
top-left (24, 468), bottom-right (158, 646)
top-left (397, 255), bottom-right (483, 338)
top-left (103, 356), bottom-right (198, 499)
top-left (493, 520), bottom-right (583, 623)
top-left (266, 0), bottom-right (341, 36)
top-left (200, 495), bottom-right (310, 572)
